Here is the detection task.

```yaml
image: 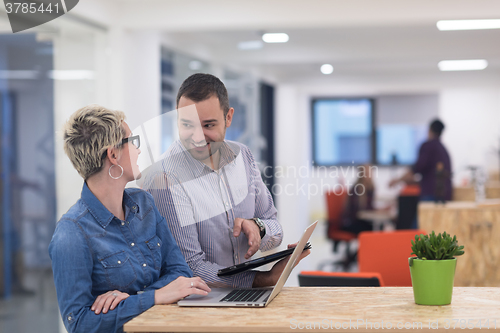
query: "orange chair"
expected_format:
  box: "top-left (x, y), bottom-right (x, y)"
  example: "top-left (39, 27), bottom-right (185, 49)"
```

top-left (322, 190), bottom-right (357, 270)
top-left (299, 271), bottom-right (384, 287)
top-left (358, 230), bottom-right (426, 286)
top-left (325, 190), bottom-right (351, 241)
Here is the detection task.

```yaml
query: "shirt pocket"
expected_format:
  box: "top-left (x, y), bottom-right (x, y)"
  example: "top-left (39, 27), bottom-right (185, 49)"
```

top-left (145, 235), bottom-right (162, 270)
top-left (98, 251), bottom-right (137, 289)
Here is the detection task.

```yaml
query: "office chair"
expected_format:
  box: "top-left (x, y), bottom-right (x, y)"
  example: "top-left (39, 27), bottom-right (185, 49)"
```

top-left (318, 189), bottom-right (357, 271)
top-left (299, 271), bottom-right (384, 287)
top-left (396, 184), bottom-right (421, 229)
top-left (358, 229), bottom-right (426, 286)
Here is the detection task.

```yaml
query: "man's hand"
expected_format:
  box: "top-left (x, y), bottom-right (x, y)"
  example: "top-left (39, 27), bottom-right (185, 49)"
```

top-left (388, 178), bottom-right (400, 187)
top-left (233, 218), bottom-right (261, 259)
top-left (252, 243), bottom-right (311, 288)
top-left (91, 290), bottom-right (130, 314)
top-left (389, 169), bottom-right (415, 187)
top-left (154, 276), bottom-right (211, 305)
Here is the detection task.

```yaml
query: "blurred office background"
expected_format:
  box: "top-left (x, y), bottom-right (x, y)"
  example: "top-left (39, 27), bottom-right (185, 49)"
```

top-left (1, 1), bottom-right (500, 332)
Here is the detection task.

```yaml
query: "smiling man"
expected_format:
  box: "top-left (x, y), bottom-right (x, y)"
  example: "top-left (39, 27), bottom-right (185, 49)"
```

top-left (143, 73), bottom-right (285, 288)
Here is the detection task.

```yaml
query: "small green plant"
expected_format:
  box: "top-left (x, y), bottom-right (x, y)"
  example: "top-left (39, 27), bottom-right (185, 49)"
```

top-left (410, 231), bottom-right (464, 265)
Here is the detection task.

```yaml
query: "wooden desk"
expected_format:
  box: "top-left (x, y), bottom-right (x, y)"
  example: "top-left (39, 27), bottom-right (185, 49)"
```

top-left (124, 287), bottom-right (500, 332)
top-left (419, 202), bottom-right (500, 287)
top-left (357, 210), bottom-right (396, 230)
top-left (453, 186), bottom-right (500, 201)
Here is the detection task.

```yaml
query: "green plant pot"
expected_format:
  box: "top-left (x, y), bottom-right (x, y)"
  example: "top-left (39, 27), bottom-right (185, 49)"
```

top-left (408, 258), bottom-right (457, 305)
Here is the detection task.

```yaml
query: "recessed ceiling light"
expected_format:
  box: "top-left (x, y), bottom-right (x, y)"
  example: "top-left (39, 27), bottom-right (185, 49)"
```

top-left (189, 60), bottom-right (203, 71)
top-left (438, 59), bottom-right (488, 71)
top-left (238, 40), bottom-right (264, 50)
top-left (320, 64), bottom-right (334, 75)
top-left (0, 70), bottom-right (38, 79)
top-left (437, 19), bottom-right (500, 31)
top-left (262, 33), bottom-right (289, 43)
top-left (48, 70), bottom-right (94, 80)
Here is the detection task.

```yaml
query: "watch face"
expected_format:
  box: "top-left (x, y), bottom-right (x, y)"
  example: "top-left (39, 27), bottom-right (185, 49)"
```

top-left (253, 218), bottom-right (264, 230)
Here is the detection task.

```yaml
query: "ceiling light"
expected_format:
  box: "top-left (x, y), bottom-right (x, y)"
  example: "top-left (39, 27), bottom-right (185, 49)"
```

top-left (188, 60), bottom-right (203, 71)
top-left (0, 70), bottom-right (38, 79)
top-left (437, 19), bottom-right (500, 31)
top-left (238, 40), bottom-right (264, 50)
top-left (48, 70), bottom-right (94, 80)
top-left (320, 64), bottom-right (334, 75)
top-left (262, 33), bottom-right (289, 43)
top-left (438, 59), bottom-right (488, 71)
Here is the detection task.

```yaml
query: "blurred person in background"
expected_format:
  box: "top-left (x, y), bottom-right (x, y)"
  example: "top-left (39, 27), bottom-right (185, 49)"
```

top-left (341, 164), bottom-right (375, 235)
top-left (389, 119), bottom-right (452, 201)
top-left (49, 105), bottom-right (210, 333)
top-left (389, 119), bottom-right (452, 227)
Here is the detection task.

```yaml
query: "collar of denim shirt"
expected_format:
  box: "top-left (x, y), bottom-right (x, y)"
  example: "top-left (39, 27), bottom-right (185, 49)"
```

top-left (81, 182), bottom-right (140, 228)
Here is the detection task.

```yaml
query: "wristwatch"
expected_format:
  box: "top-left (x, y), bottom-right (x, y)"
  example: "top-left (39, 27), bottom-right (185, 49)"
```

top-left (252, 217), bottom-right (266, 239)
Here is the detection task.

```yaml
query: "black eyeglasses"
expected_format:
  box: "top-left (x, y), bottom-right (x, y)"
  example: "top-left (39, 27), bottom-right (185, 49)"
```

top-left (101, 135), bottom-right (141, 160)
top-left (121, 135), bottom-right (140, 149)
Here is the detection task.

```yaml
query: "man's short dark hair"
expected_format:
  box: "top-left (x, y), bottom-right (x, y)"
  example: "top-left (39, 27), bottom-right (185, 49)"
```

top-left (430, 119), bottom-right (445, 137)
top-left (176, 73), bottom-right (230, 117)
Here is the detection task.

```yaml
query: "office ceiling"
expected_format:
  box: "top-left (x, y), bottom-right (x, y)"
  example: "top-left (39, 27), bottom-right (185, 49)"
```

top-left (96, 0), bottom-right (500, 87)
top-left (4, 0), bottom-right (500, 88)
top-left (161, 25), bottom-right (500, 86)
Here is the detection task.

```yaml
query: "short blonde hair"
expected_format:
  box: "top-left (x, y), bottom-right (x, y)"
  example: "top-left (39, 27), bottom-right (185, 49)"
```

top-left (63, 104), bottom-right (126, 180)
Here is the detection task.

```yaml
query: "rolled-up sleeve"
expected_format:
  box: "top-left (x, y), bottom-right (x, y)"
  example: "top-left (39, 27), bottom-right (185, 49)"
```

top-left (245, 147), bottom-right (283, 252)
top-left (146, 171), bottom-right (257, 288)
top-left (143, 141), bottom-right (283, 289)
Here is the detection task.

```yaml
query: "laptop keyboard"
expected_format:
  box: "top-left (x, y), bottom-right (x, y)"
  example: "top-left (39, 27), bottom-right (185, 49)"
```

top-left (220, 289), bottom-right (266, 303)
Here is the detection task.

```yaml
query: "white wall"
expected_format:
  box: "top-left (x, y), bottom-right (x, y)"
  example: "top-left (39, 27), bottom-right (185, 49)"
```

top-left (274, 85), bottom-right (314, 285)
top-left (53, 27), bottom-right (106, 220)
top-left (440, 88), bottom-right (500, 185)
top-left (54, 25), bottom-right (162, 219)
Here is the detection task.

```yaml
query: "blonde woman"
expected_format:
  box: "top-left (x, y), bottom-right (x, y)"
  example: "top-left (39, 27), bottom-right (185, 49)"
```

top-left (49, 105), bottom-right (210, 333)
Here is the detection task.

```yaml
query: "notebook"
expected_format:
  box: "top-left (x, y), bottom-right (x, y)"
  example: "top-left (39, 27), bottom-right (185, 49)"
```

top-left (177, 220), bottom-right (317, 307)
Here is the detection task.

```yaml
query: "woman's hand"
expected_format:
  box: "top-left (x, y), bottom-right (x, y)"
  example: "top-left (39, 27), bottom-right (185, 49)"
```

top-left (154, 276), bottom-right (211, 305)
top-left (91, 290), bottom-right (130, 314)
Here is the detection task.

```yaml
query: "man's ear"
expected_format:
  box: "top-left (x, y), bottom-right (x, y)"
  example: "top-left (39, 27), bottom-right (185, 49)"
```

top-left (225, 108), bottom-right (234, 128)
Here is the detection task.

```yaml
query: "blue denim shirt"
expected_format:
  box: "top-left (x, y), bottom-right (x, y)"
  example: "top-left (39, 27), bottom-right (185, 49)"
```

top-left (49, 183), bottom-right (192, 333)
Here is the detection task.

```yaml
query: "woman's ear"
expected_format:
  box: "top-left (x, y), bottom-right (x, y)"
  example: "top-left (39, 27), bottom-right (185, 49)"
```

top-left (106, 147), bottom-right (120, 164)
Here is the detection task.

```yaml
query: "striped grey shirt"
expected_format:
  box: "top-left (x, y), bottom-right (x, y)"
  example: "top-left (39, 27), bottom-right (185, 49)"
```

top-left (142, 140), bottom-right (283, 288)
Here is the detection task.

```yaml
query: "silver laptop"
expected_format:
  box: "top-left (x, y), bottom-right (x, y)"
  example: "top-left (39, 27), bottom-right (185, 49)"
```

top-left (178, 220), bottom-right (317, 307)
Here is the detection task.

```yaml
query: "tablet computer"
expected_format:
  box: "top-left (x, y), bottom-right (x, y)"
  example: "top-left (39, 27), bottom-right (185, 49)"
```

top-left (217, 242), bottom-right (312, 277)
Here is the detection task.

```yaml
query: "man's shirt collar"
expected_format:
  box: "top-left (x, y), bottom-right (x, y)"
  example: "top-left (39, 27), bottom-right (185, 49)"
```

top-left (174, 140), bottom-right (238, 176)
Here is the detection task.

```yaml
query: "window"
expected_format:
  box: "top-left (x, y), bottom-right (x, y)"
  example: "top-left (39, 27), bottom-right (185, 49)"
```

top-left (376, 124), bottom-right (428, 165)
top-left (311, 94), bottom-right (438, 166)
top-left (312, 98), bottom-right (374, 165)
top-left (376, 94), bottom-right (438, 165)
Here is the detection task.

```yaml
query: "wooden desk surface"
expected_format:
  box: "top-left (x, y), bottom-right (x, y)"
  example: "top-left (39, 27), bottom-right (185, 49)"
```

top-left (124, 287), bottom-right (500, 332)
top-left (454, 186), bottom-right (500, 202)
top-left (419, 201), bottom-right (500, 210)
